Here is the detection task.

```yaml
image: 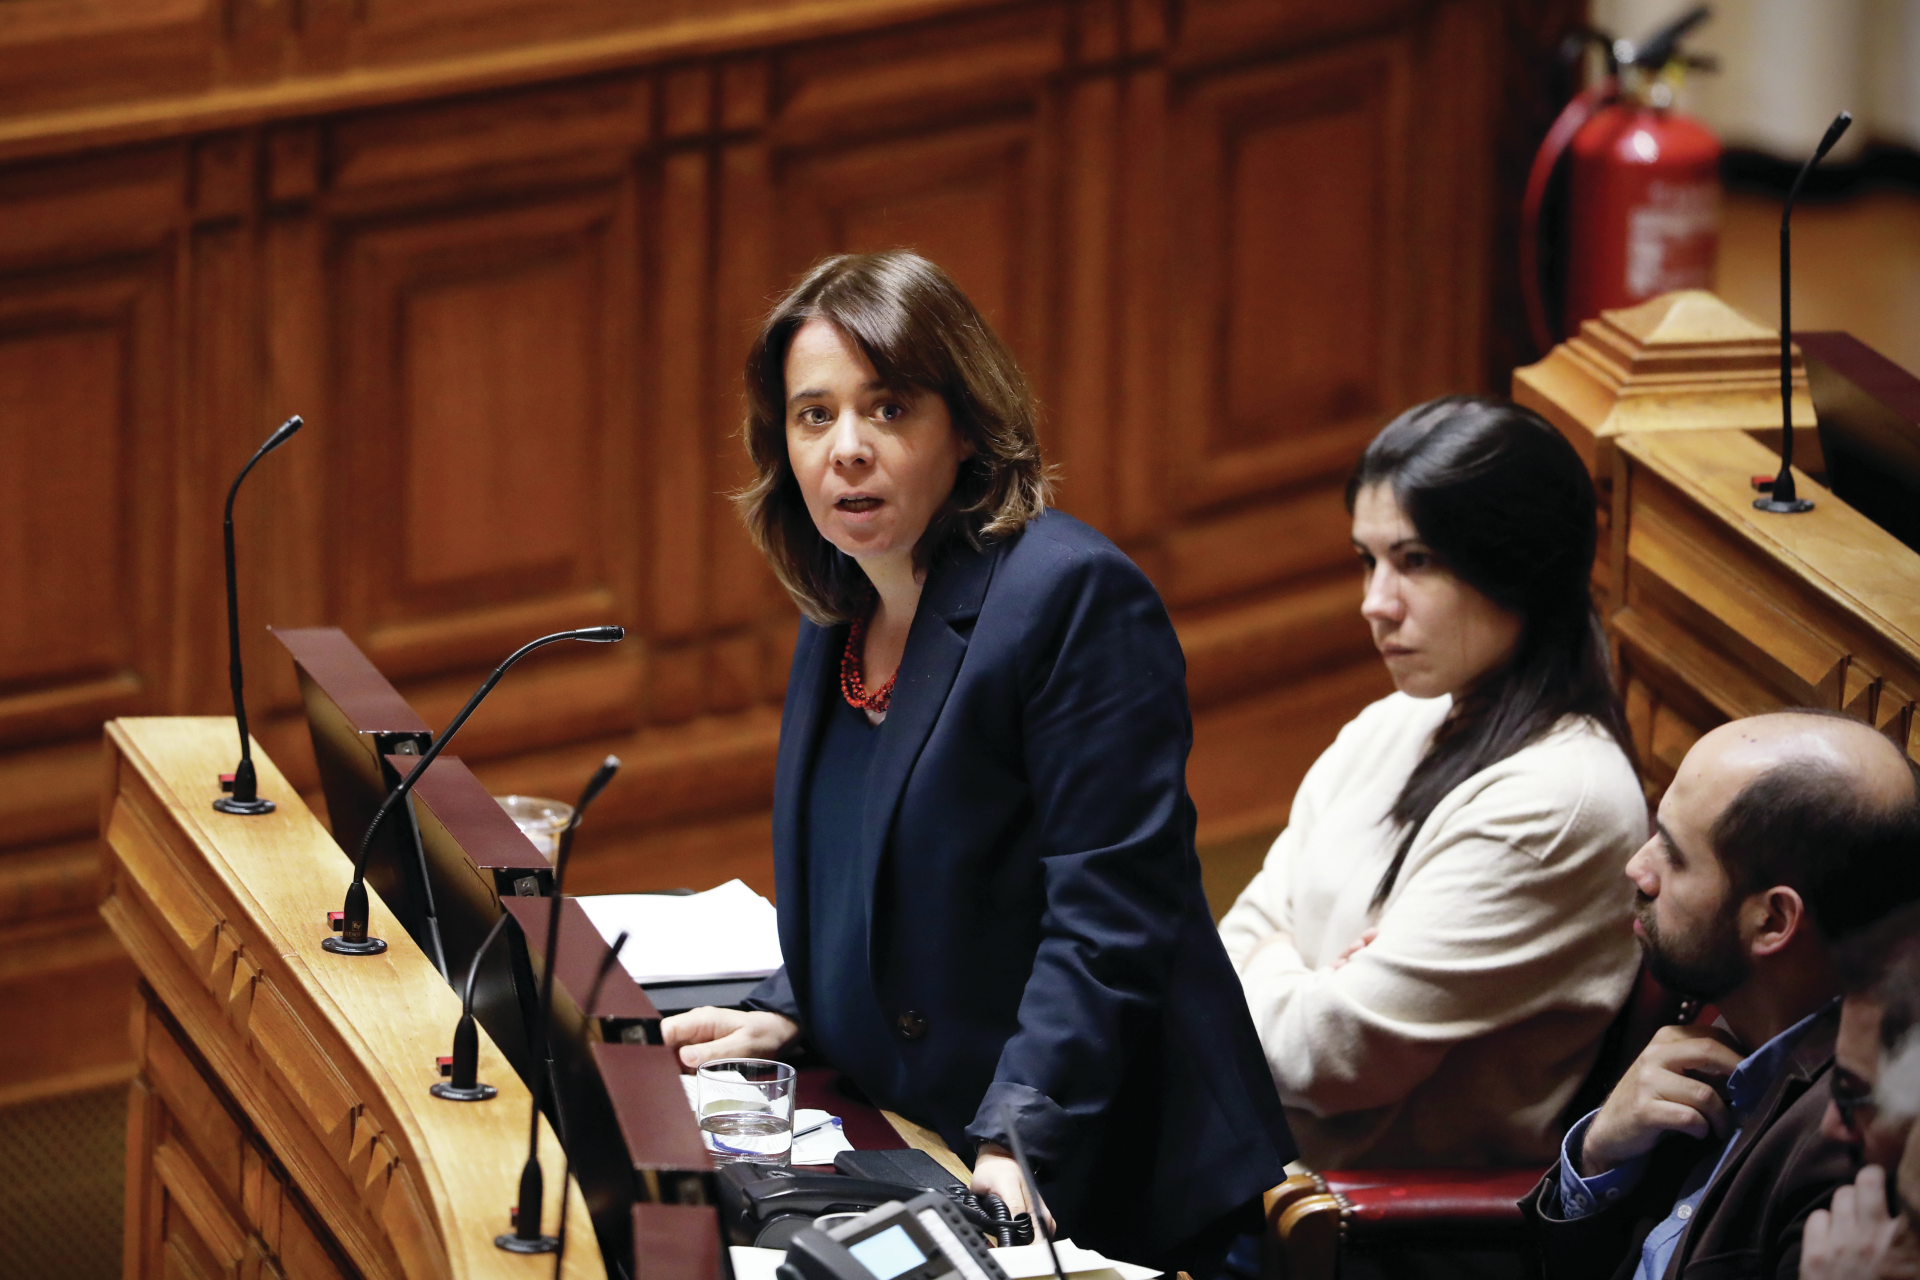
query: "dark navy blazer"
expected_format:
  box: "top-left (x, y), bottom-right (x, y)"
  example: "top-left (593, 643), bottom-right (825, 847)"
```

top-left (747, 511), bottom-right (1294, 1264)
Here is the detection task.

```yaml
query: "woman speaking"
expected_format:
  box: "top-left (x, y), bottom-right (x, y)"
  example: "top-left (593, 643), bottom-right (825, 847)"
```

top-left (661, 251), bottom-right (1292, 1268)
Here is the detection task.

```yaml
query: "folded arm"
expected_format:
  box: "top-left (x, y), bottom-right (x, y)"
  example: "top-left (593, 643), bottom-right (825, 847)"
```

top-left (1239, 777), bottom-right (1633, 1117)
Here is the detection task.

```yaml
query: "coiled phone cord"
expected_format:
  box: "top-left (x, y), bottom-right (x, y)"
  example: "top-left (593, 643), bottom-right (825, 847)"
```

top-left (949, 1192), bottom-right (1034, 1248)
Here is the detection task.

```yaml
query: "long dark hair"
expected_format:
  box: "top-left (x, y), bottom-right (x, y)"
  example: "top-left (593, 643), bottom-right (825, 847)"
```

top-left (1348, 395), bottom-right (1634, 909)
top-left (737, 252), bottom-right (1052, 624)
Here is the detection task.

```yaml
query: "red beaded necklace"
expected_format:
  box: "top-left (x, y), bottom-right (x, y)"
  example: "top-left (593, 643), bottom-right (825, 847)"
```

top-left (840, 614), bottom-right (898, 714)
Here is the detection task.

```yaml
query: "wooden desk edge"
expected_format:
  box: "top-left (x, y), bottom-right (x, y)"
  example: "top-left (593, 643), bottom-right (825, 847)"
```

top-left (879, 1110), bottom-right (972, 1185)
top-left (1617, 430), bottom-right (1920, 661)
top-left (102, 717), bottom-right (603, 1280)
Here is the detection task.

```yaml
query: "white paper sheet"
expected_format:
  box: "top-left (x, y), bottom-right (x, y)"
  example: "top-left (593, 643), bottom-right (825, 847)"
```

top-left (991, 1242), bottom-right (1160, 1280)
top-left (578, 879), bottom-right (783, 984)
top-left (729, 1246), bottom-right (787, 1280)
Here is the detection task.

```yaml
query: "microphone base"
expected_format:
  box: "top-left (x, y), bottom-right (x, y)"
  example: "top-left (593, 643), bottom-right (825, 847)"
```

top-left (494, 1233), bottom-right (560, 1255)
top-left (213, 796), bottom-right (276, 816)
top-left (322, 936), bottom-right (389, 956)
top-left (1753, 495), bottom-right (1815, 514)
top-left (430, 1082), bottom-right (498, 1102)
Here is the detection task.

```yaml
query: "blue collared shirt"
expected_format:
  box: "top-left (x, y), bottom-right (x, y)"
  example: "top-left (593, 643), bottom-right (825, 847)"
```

top-left (1553, 1004), bottom-right (1832, 1280)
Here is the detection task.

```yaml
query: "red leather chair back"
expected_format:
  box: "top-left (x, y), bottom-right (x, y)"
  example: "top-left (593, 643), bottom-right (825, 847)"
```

top-left (1308, 964), bottom-right (1701, 1251)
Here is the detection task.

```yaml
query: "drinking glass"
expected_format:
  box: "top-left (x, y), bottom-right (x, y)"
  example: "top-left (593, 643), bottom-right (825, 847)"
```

top-left (495, 795), bottom-right (572, 856)
top-left (697, 1058), bottom-right (796, 1165)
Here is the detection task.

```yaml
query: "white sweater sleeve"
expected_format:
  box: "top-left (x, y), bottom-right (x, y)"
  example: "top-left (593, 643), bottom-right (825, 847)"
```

top-left (1217, 827), bottom-right (1300, 973)
top-left (1217, 708), bottom-right (1351, 972)
top-left (1236, 764), bottom-right (1635, 1118)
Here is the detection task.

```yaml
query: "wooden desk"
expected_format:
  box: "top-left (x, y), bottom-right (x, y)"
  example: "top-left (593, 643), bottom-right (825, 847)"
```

top-left (1608, 428), bottom-right (1920, 788)
top-left (102, 717), bottom-right (601, 1280)
top-left (1515, 289), bottom-right (1920, 784)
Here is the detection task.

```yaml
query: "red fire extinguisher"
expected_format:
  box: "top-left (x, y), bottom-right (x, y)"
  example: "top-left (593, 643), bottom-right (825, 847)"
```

top-left (1522, 6), bottom-right (1722, 352)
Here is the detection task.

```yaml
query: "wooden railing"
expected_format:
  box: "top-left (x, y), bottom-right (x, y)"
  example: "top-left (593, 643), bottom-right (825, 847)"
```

top-left (102, 717), bottom-right (601, 1280)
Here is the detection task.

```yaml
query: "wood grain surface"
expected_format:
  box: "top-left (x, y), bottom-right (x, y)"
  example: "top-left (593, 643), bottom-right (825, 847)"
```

top-left (1607, 429), bottom-right (1920, 793)
top-left (0, 0), bottom-right (1536, 1106)
top-left (103, 716), bottom-right (603, 1280)
top-left (1515, 291), bottom-right (1920, 796)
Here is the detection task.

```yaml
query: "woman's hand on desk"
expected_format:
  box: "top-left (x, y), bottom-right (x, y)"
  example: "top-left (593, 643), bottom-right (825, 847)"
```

top-left (660, 1007), bottom-right (800, 1069)
top-left (971, 1145), bottom-right (1055, 1236)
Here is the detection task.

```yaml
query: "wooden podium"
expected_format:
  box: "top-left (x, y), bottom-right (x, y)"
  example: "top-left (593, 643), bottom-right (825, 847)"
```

top-left (1516, 290), bottom-right (1920, 786)
top-left (101, 717), bottom-right (602, 1280)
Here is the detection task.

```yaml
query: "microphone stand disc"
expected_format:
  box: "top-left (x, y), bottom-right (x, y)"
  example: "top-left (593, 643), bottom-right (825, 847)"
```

top-left (322, 936), bottom-right (389, 956)
top-left (1753, 495), bottom-right (1814, 514)
top-left (430, 1082), bottom-right (498, 1102)
top-left (494, 1232), bottom-right (560, 1255)
top-left (212, 796), bottom-right (276, 816)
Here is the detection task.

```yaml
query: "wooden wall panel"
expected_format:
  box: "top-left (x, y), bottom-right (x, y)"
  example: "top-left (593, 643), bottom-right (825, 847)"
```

top-left (340, 200), bottom-right (620, 643)
top-left (786, 122), bottom-right (1037, 349)
top-left (0, 0), bottom-right (1541, 1105)
top-left (0, 326), bottom-right (131, 678)
top-left (0, 258), bottom-right (175, 748)
top-left (0, 1), bottom-right (214, 118)
top-left (1168, 38), bottom-right (1411, 513)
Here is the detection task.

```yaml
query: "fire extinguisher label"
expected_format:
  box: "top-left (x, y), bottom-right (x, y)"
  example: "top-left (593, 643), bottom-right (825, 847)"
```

top-left (1625, 180), bottom-right (1719, 299)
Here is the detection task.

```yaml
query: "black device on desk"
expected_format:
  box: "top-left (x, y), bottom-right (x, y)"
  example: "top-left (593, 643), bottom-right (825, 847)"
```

top-left (719, 1159), bottom-right (961, 1249)
top-left (780, 1192), bottom-right (1011, 1280)
top-left (719, 1151), bottom-right (1033, 1254)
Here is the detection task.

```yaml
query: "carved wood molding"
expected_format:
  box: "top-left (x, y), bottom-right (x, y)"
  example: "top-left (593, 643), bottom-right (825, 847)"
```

top-left (101, 717), bottom-right (601, 1280)
top-left (0, 0), bottom-right (1019, 165)
top-left (1608, 430), bottom-right (1920, 790)
top-left (1514, 290), bottom-right (1819, 483)
top-left (1512, 290), bottom-right (1920, 795)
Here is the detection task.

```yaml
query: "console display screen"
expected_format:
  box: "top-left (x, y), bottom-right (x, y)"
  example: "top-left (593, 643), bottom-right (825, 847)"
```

top-left (848, 1225), bottom-right (929, 1280)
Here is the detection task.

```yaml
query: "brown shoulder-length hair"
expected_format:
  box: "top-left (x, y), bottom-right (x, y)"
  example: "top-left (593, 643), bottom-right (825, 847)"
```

top-left (736, 251), bottom-right (1051, 625)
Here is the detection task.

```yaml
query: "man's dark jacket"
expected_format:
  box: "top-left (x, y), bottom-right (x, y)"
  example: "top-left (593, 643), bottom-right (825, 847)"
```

top-left (1520, 1005), bottom-right (1852, 1280)
top-left (747, 512), bottom-right (1294, 1267)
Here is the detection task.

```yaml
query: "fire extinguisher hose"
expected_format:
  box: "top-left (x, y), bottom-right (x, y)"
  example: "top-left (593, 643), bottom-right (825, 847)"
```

top-left (1520, 78), bottom-right (1617, 355)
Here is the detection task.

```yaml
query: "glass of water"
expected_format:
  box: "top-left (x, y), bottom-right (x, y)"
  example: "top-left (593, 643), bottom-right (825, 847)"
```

top-left (495, 795), bottom-right (572, 856)
top-left (697, 1059), bottom-right (796, 1165)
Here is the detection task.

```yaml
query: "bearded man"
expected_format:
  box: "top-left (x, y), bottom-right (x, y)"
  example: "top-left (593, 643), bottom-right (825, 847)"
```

top-left (1522, 710), bottom-right (1920, 1280)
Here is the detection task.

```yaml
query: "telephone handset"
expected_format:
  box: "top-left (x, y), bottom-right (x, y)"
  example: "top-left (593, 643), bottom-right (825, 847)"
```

top-left (719, 1164), bottom-right (951, 1249)
top-left (779, 1192), bottom-right (1011, 1280)
top-left (718, 1151), bottom-right (1035, 1251)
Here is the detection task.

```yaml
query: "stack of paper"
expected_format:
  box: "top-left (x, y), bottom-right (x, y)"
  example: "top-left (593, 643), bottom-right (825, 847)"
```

top-left (577, 879), bottom-right (784, 984)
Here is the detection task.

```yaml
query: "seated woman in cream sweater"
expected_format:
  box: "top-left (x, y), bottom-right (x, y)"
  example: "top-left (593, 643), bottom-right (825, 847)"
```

top-left (1218, 396), bottom-right (1646, 1170)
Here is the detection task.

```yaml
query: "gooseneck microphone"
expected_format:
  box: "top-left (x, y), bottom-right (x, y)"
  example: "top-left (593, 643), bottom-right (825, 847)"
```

top-left (498, 756), bottom-right (623, 1255)
top-left (214, 415), bottom-right (305, 816)
top-left (532, 756), bottom-right (623, 1118)
top-left (545, 930), bottom-right (629, 1277)
top-left (432, 912), bottom-right (513, 1102)
top-left (1756, 110), bottom-right (1852, 515)
top-left (323, 628), bottom-right (624, 957)
top-left (1003, 1111), bottom-right (1065, 1280)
